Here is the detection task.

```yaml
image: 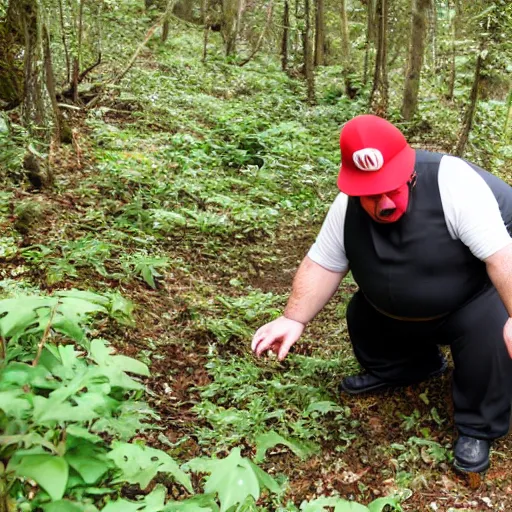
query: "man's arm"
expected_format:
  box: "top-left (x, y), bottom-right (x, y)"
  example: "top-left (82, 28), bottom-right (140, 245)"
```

top-left (251, 256), bottom-right (347, 360)
top-left (485, 241), bottom-right (512, 357)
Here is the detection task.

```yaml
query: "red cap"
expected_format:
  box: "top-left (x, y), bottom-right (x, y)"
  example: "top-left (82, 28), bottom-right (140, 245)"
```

top-left (337, 115), bottom-right (415, 196)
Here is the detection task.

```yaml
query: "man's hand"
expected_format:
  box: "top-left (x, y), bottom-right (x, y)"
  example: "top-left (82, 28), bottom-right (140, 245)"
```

top-left (504, 317), bottom-right (512, 358)
top-left (251, 316), bottom-right (305, 361)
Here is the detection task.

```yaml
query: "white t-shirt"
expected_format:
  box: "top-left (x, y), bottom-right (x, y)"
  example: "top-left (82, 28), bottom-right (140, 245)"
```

top-left (308, 155), bottom-right (512, 273)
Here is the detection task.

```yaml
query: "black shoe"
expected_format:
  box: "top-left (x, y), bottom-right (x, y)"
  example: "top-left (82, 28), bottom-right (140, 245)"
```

top-left (453, 435), bottom-right (491, 473)
top-left (339, 358), bottom-right (448, 395)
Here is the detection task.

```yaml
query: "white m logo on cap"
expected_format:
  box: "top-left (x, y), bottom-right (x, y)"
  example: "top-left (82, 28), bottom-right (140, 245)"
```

top-left (353, 148), bottom-right (384, 171)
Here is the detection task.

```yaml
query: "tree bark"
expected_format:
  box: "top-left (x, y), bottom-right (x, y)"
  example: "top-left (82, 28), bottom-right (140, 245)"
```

top-left (58, 0), bottom-right (71, 84)
top-left (304, 0), bottom-right (315, 103)
top-left (363, 0), bottom-right (376, 85)
top-left (314, 0), bottom-right (325, 66)
top-left (369, 0), bottom-right (388, 115)
top-left (222, 0), bottom-right (244, 57)
top-left (401, 0), bottom-right (431, 120)
top-left (43, 25), bottom-right (61, 143)
top-left (71, 0), bottom-right (84, 103)
top-left (456, 42), bottom-right (485, 157)
top-left (20, 0), bottom-right (45, 128)
top-left (281, 0), bottom-right (290, 71)
top-left (203, 0), bottom-right (210, 61)
top-left (340, 0), bottom-right (356, 97)
top-left (0, 5), bottom-right (24, 109)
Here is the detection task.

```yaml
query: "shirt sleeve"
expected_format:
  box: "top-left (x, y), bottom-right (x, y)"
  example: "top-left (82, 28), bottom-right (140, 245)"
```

top-left (438, 155), bottom-right (512, 261)
top-left (307, 193), bottom-right (349, 272)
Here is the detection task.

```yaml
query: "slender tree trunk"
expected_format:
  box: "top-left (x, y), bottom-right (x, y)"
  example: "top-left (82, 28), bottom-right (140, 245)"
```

top-left (430, 0), bottom-right (437, 68)
top-left (363, 0), bottom-right (375, 85)
top-left (162, 0), bottom-right (178, 41)
top-left (71, 0), bottom-right (84, 103)
top-left (282, 0), bottom-right (290, 71)
top-left (203, 0), bottom-right (210, 61)
top-left (401, 0), bottom-right (431, 120)
top-left (446, 0), bottom-right (459, 100)
top-left (43, 25), bottom-right (60, 143)
top-left (223, 0), bottom-right (243, 57)
top-left (340, 0), bottom-right (356, 97)
top-left (456, 42), bottom-right (485, 157)
top-left (304, 0), bottom-right (315, 103)
top-left (58, 0), bottom-right (71, 84)
top-left (314, 0), bottom-right (325, 66)
top-left (20, 0), bottom-right (45, 128)
top-left (369, 0), bottom-right (388, 115)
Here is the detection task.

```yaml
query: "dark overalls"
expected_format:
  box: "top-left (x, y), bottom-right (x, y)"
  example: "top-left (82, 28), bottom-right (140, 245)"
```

top-left (344, 150), bottom-right (512, 439)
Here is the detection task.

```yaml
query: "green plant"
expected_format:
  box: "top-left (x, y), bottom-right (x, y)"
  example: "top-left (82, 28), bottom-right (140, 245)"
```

top-left (121, 252), bottom-right (169, 289)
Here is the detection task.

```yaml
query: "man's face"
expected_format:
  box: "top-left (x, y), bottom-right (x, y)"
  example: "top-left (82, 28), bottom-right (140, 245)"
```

top-left (359, 182), bottom-right (410, 223)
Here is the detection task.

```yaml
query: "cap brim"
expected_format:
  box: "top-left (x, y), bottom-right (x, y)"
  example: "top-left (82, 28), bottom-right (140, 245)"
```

top-left (337, 146), bottom-right (416, 196)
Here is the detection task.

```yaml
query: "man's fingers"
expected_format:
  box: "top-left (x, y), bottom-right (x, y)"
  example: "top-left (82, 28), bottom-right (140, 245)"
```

top-left (255, 336), bottom-right (279, 357)
top-left (277, 338), bottom-right (295, 361)
top-left (251, 332), bottom-right (265, 352)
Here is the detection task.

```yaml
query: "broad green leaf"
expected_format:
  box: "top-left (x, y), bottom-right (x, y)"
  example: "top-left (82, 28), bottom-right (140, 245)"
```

top-left (107, 442), bottom-right (192, 492)
top-left (247, 461), bottom-right (281, 494)
top-left (0, 432), bottom-right (58, 453)
top-left (109, 293), bottom-right (135, 326)
top-left (89, 339), bottom-right (149, 376)
top-left (305, 401), bottom-right (342, 415)
top-left (66, 425), bottom-right (103, 444)
top-left (138, 484), bottom-right (166, 512)
top-left (0, 389), bottom-right (31, 418)
top-left (201, 448), bottom-right (260, 512)
top-left (254, 431), bottom-right (317, 463)
top-left (0, 296), bottom-right (53, 340)
top-left (0, 362), bottom-right (53, 389)
top-left (163, 494), bottom-right (219, 512)
top-left (32, 396), bottom-right (100, 424)
top-left (101, 500), bottom-right (143, 512)
top-left (9, 454), bottom-right (69, 501)
top-left (367, 497), bottom-right (402, 512)
top-left (42, 500), bottom-right (89, 512)
top-left (301, 498), bottom-right (369, 512)
top-left (56, 290), bottom-right (110, 306)
top-left (65, 443), bottom-right (110, 484)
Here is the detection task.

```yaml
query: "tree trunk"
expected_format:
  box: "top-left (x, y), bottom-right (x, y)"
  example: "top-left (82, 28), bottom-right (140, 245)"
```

top-left (282, 0), bottom-right (290, 71)
top-left (222, 0), bottom-right (244, 57)
top-left (401, 0), bottom-right (431, 121)
top-left (19, 0), bottom-right (45, 129)
top-left (173, 0), bottom-right (195, 21)
top-left (43, 25), bottom-right (61, 143)
top-left (456, 42), bottom-right (485, 157)
top-left (369, 0), bottom-right (388, 115)
top-left (314, 0), bottom-right (325, 66)
top-left (340, 0), bottom-right (356, 97)
top-left (304, 0), bottom-right (315, 103)
top-left (71, 0), bottom-right (84, 103)
top-left (446, 0), bottom-right (460, 101)
top-left (0, 6), bottom-right (24, 109)
top-left (58, 0), bottom-right (71, 84)
top-left (203, 0), bottom-right (210, 61)
top-left (363, 0), bottom-right (376, 85)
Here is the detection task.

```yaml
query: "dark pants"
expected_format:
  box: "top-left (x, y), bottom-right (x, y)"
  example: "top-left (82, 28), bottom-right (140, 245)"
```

top-left (346, 285), bottom-right (512, 440)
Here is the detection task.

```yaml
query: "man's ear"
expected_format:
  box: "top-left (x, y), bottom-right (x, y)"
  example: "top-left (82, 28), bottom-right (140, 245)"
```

top-left (408, 172), bottom-right (417, 189)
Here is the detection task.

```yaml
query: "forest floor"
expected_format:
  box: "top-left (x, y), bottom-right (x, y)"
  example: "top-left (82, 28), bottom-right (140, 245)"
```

top-left (3, 14), bottom-right (512, 512)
